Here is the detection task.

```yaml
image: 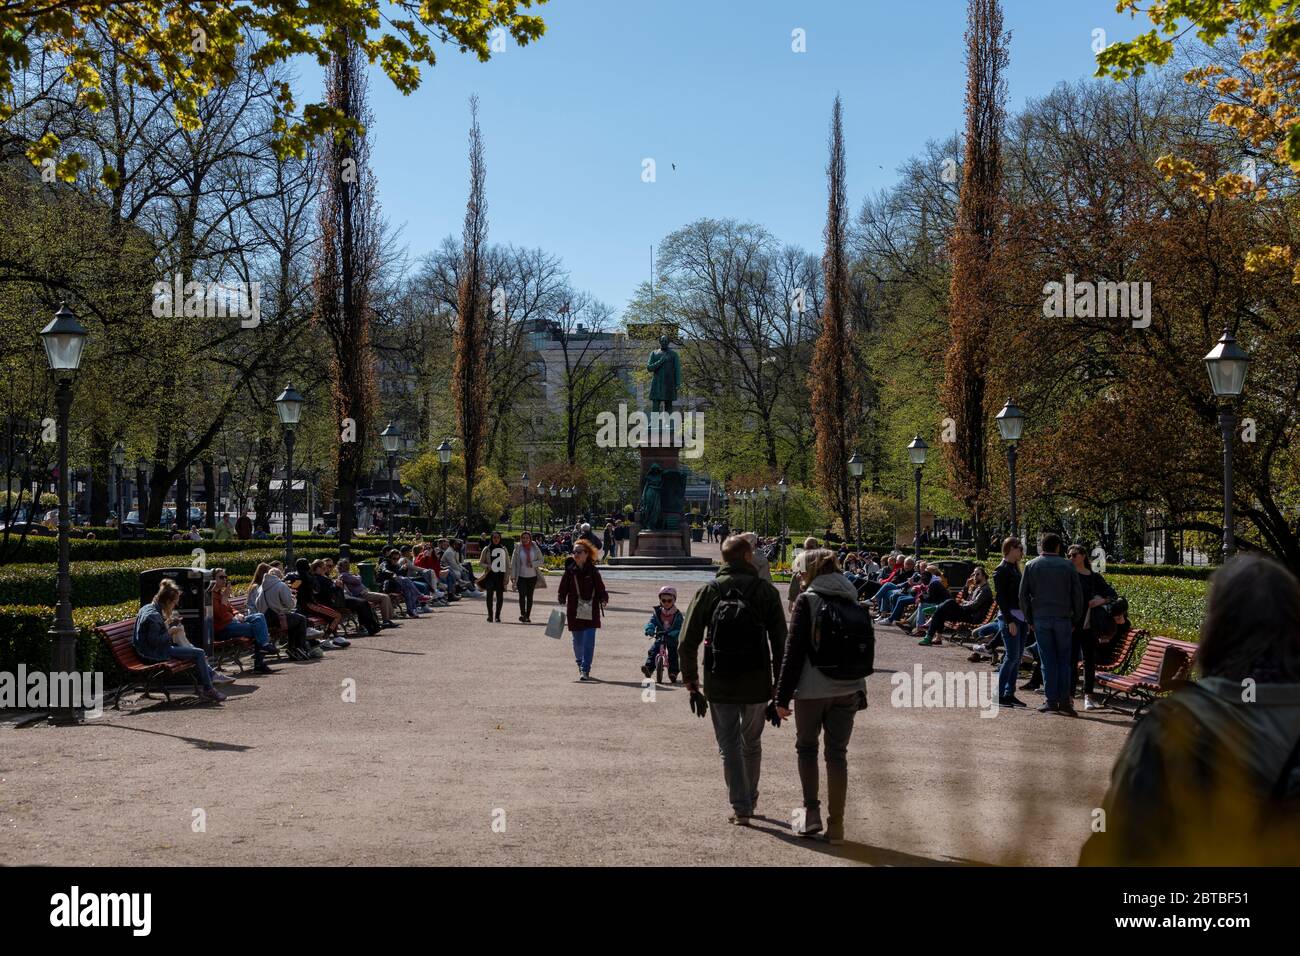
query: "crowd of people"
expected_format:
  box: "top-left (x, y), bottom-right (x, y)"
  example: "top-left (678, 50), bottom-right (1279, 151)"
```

top-left (127, 514), bottom-right (1300, 862)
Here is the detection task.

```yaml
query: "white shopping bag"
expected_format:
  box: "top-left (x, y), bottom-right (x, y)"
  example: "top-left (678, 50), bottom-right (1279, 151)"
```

top-left (544, 608), bottom-right (566, 639)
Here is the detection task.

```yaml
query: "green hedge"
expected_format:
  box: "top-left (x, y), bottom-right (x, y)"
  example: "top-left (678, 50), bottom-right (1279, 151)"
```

top-left (0, 544), bottom-right (384, 608)
top-left (0, 532), bottom-right (356, 564)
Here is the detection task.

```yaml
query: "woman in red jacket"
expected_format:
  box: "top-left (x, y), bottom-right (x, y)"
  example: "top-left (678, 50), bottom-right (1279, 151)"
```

top-left (557, 539), bottom-right (609, 681)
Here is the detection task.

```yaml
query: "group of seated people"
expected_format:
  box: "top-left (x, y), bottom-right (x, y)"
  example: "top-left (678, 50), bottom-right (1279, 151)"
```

top-left (129, 538), bottom-right (496, 702)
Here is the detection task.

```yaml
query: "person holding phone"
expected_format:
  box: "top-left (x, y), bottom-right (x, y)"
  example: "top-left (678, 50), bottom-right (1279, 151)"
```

top-left (557, 539), bottom-right (609, 681)
top-left (133, 578), bottom-right (229, 702)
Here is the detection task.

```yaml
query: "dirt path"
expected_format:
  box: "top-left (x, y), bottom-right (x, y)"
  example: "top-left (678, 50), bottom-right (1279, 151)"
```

top-left (1, 555), bottom-right (1132, 866)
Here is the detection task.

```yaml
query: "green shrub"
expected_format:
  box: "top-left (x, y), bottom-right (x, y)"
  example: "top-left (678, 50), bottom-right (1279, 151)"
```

top-left (0, 544), bottom-right (384, 608)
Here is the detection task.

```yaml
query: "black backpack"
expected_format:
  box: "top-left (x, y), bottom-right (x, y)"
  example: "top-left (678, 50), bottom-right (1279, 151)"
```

top-left (808, 593), bottom-right (875, 679)
top-left (704, 578), bottom-right (768, 676)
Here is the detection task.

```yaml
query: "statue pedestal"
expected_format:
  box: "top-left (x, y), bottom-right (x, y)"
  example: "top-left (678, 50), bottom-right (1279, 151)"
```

top-left (608, 442), bottom-right (712, 567)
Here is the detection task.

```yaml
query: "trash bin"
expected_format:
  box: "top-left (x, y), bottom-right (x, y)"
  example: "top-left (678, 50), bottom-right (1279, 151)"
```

top-left (359, 562), bottom-right (375, 590)
top-left (138, 566), bottom-right (214, 653)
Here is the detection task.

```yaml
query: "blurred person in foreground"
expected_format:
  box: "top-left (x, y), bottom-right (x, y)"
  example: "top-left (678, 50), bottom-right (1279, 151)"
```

top-left (1080, 553), bottom-right (1300, 865)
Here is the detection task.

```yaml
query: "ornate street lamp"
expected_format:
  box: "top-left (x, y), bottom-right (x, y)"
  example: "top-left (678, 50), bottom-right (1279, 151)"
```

top-left (761, 484), bottom-right (771, 538)
top-left (907, 435), bottom-right (929, 561)
top-left (1203, 328), bottom-right (1250, 560)
top-left (438, 438), bottom-right (453, 536)
top-left (40, 302), bottom-right (88, 725)
top-left (995, 398), bottom-right (1024, 542)
top-left (777, 477), bottom-right (789, 563)
top-left (111, 441), bottom-right (126, 523)
top-left (274, 383), bottom-right (304, 564)
top-left (847, 451), bottom-right (864, 546)
top-left (381, 422), bottom-right (402, 545)
top-left (520, 471), bottom-right (530, 533)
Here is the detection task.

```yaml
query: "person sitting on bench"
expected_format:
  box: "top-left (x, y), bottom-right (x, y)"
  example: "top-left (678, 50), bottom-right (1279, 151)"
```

top-left (919, 567), bottom-right (993, 646)
top-left (133, 577), bottom-right (227, 702)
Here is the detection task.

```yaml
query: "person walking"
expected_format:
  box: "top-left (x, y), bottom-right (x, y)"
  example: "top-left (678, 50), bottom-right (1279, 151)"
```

top-left (774, 549), bottom-right (870, 844)
top-left (741, 531), bottom-right (773, 583)
top-left (510, 530), bottom-right (543, 622)
top-left (1019, 532), bottom-right (1084, 715)
top-left (479, 530), bottom-right (509, 623)
top-left (992, 537), bottom-right (1027, 708)
top-left (680, 534), bottom-right (788, 826)
top-left (557, 539), bottom-right (609, 680)
top-left (602, 521), bottom-right (615, 563)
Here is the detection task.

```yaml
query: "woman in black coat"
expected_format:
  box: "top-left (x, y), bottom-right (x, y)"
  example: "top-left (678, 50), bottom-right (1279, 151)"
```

top-left (1067, 545), bottom-right (1118, 711)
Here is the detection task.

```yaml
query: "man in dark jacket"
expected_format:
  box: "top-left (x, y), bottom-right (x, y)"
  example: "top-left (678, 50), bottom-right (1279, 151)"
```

top-left (1019, 532), bottom-right (1084, 714)
top-left (681, 534), bottom-right (788, 825)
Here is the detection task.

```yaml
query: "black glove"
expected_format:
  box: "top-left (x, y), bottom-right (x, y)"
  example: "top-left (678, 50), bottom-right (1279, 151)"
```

top-left (765, 700), bottom-right (783, 728)
top-left (689, 689), bottom-right (709, 718)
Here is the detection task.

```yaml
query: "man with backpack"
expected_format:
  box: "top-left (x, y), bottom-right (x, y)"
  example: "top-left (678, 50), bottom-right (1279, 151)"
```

top-left (680, 534), bottom-right (788, 826)
top-left (774, 549), bottom-right (873, 844)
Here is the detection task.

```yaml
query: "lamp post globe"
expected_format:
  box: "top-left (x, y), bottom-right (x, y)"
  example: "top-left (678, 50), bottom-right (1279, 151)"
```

top-left (41, 303), bottom-right (88, 725)
top-left (996, 399), bottom-right (1025, 541)
top-left (1203, 328), bottom-right (1251, 559)
top-left (273, 384), bottom-right (305, 565)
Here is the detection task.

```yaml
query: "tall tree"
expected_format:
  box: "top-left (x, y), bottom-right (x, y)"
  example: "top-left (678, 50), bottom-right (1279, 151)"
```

top-left (453, 96), bottom-right (490, 523)
top-left (941, 0), bottom-right (1008, 559)
top-left (810, 95), bottom-right (857, 538)
top-left (315, 37), bottom-right (381, 548)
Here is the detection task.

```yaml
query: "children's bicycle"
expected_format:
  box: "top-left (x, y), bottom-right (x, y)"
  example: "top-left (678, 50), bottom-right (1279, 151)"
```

top-left (652, 625), bottom-right (669, 684)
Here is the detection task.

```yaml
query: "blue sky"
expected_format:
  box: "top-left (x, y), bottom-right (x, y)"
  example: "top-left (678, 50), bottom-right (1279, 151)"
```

top-left (328, 0), bottom-right (1146, 312)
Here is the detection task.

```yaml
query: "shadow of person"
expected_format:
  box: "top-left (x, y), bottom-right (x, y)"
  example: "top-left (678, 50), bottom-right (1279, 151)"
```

top-left (746, 817), bottom-right (992, 866)
top-left (89, 721), bottom-right (253, 753)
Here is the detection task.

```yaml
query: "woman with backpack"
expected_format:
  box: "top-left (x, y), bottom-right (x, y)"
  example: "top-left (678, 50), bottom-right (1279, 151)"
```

top-left (557, 539), bottom-right (609, 681)
top-left (774, 549), bottom-right (870, 845)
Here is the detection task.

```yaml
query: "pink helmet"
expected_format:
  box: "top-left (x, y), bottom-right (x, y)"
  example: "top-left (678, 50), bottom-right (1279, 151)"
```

top-left (658, 586), bottom-right (677, 599)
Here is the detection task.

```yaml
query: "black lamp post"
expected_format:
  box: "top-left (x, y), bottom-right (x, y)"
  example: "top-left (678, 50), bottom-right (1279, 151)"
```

top-left (761, 484), bottom-right (771, 537)
top-left (995, 399), bottom-right (1024, 542)
top-left (274, 384), bottom-right (304, 565)
top-left (548, 483), bottom-right (557, 530)
top-left (536, 480), bottom-right (545, 533)
top-left (111, 441), bottom-right (125, 523)
top-left (41, 302), bottom-right (88, 725)
top-left (520, 471), bottom-right (530, 533)
top-left (136, 458), bottom-right (150, 525)
top-left (777, 477), bottom-right (788, 563)
top-left (848, 451), bottom-right (864, 546)
top-left (380, 422), bottom-right (401, 546)
top-left (438, 438), bottom-right (453, 535)
top-left (1203, 327), bottom-right (1250, 561)
top-left (907, 435), bottom-right (928, 561)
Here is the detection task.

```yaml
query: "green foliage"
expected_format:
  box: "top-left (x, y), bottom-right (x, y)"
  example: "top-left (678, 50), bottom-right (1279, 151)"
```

top-left (4, 1), bottom-right (548, 173)
top-left (0, 544), bottom-right (384, 607)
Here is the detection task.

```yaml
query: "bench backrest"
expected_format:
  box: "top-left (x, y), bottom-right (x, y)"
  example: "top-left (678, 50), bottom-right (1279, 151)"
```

top-left (96, 618), bottom-right (145, 667)
top-left (1100, 627), bottom-right (1145, 673)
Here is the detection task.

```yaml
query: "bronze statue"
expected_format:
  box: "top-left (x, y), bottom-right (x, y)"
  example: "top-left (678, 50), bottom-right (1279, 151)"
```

top-left (646, 335), bottom-right (680, 413)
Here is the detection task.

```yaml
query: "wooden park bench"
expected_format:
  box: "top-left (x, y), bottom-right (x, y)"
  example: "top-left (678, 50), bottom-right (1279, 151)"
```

top-left (1097, 634), bottom-right (1198, 717)
top-left (942, 602), bottom-right (998, 644)
top-left (96, 618), bottom-right (200, 708)
top-left (1096, 626), bottom-right (1144, 674)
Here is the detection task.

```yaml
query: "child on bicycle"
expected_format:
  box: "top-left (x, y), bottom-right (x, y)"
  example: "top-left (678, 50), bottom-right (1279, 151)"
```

top-left (641, 585), bottom-right (683, 683)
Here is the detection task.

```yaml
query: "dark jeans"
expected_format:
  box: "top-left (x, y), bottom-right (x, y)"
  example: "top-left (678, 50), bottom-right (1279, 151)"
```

top-left (1073, 627), bottom-right (1099, 696)
top-left (794, 693), bottom-right (860, 828)
top-left (709, 701), bottom-right (766, 815)
top-left (343, 595), bottom-right (379, 634)
top-left (997, 616), bottom-right (1024, 699)
top-left (166, 644), bottom-right (215, 689)
top-left (516, 576), bottom-right (537, 618)
top-left (267, 608), bottom-right (308, 650)
top-left (1035, 616), bottom-right (1073, 707)
top-left (925, 597), bottom-right (966, 639)
top-left (484, 572), bottom-right (505, 619)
